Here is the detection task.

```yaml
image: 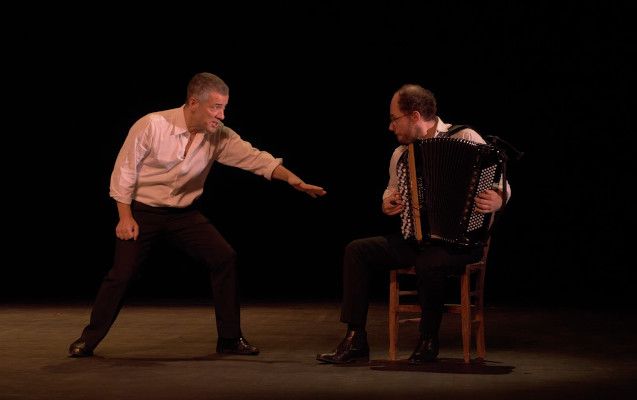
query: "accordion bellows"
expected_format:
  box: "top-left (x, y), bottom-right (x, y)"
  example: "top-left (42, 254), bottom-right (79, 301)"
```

top-left (397, 137), bottom-right (503, 247)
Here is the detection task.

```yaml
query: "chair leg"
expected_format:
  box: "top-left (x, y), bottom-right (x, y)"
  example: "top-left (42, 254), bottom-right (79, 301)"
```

top-left (475, 267), bottom-right (486, 360)
top-left (476, 316), bottom-right (486, 360)
top-left (388, 271), bottom-right (399, 360)
top-left (390, 265), bottom-right (487, 363)
top-left (460, 270), bottom-right (471, 363)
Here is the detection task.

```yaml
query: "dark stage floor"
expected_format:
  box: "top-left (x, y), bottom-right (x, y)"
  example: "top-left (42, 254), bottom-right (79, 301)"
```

top-left (1, 301), bottom-right (635, 399)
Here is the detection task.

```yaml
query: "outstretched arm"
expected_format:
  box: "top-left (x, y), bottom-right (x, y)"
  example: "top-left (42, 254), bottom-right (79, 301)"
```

top-left (271, 165), bottom-right (326, 198)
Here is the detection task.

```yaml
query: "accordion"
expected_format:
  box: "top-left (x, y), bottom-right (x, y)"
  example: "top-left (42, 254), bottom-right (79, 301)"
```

top-left (397, 137), bottom-right (504, 247)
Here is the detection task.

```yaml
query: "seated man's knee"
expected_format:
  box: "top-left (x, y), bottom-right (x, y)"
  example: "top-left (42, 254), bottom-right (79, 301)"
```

top-left (345, 238), bottom-right (370, 256)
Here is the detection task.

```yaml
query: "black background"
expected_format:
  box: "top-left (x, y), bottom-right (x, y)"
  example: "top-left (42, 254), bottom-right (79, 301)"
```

top-left (6, 2), bottom-right (636, 307)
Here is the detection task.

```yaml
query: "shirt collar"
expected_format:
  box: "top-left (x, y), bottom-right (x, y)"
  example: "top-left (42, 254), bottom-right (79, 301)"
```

top-left (170, 106), bottom-right (190, 136)
top-left (434, 117), bottom-right (452, 138)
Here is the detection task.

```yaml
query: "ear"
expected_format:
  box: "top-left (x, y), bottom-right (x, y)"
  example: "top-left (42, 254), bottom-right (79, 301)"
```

top-left (187, 96), bottom-right (199, 107)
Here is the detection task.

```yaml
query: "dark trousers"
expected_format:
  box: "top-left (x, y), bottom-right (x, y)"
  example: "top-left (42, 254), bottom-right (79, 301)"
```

top-left (78, 201), bottom-right (240, 350)
top-left (340, 234), bottom-right (482, 335)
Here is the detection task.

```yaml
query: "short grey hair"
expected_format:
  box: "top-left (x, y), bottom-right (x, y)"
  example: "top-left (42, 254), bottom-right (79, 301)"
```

top-left (186, 72), bottom-right (229, 102)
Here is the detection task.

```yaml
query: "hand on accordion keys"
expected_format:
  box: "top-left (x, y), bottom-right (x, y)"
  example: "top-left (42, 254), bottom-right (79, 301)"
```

top-left (383, 192), bottom-right (404, 216)
top-left (474, 189), bottom-right (504, 214)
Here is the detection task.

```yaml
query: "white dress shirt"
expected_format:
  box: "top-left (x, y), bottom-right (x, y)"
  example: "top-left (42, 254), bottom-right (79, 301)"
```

top-left (110, 106), bottom-right (282, 207)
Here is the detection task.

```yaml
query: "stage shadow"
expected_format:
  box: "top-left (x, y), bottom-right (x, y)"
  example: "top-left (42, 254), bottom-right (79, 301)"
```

top-left (368, 358), bottom-right (515, 375)
top-left (43, 354), bottom-right (295, 372)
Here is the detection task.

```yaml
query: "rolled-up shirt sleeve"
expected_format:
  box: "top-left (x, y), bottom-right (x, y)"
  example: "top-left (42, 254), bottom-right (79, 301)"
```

top-left (109, 118), bottom-right (152, 204)
top-left (216, 128), bottom-right (283, 180)
top-left (383, 146), bottom-right (406, 201)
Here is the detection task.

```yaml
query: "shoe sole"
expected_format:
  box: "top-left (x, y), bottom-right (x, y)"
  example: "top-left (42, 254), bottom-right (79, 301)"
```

top-left (216, 350), bottom-right (260, 355)
top-left (69, 352), bottom-right (93, 358)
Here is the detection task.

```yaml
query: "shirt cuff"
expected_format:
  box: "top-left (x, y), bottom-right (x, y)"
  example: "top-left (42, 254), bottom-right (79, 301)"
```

top-left (110, 193), bottom-right (132, 205)
top-left (263, 157), bottom-right (283, 180)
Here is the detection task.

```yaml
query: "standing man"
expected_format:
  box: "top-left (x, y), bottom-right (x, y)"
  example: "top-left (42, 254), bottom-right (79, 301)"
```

top-left (69, 72), bottom-right (326, 357)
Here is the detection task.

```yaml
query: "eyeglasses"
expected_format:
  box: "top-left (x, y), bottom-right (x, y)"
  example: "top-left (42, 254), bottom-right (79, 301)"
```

top-left (389, 113), bottom-right (409, 125)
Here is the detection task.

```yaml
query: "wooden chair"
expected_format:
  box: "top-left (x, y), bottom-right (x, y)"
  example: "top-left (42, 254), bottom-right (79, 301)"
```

top-left (388, 242), bottom-right (490, 363)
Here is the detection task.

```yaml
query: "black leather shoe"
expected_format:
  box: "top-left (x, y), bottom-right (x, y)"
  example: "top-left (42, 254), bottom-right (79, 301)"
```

top-left (316, 330), bottom-right (369, 364)
top-left (216, 337), bottom-right (260, 355)
top-left (68, 339), bottom-right (94, 358)
top-left (408, 334), bottom-right (439, 364)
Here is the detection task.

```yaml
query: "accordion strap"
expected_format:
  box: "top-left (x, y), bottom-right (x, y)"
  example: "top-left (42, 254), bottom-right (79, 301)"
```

top-left (438, 124), bottom-right (471, 138)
